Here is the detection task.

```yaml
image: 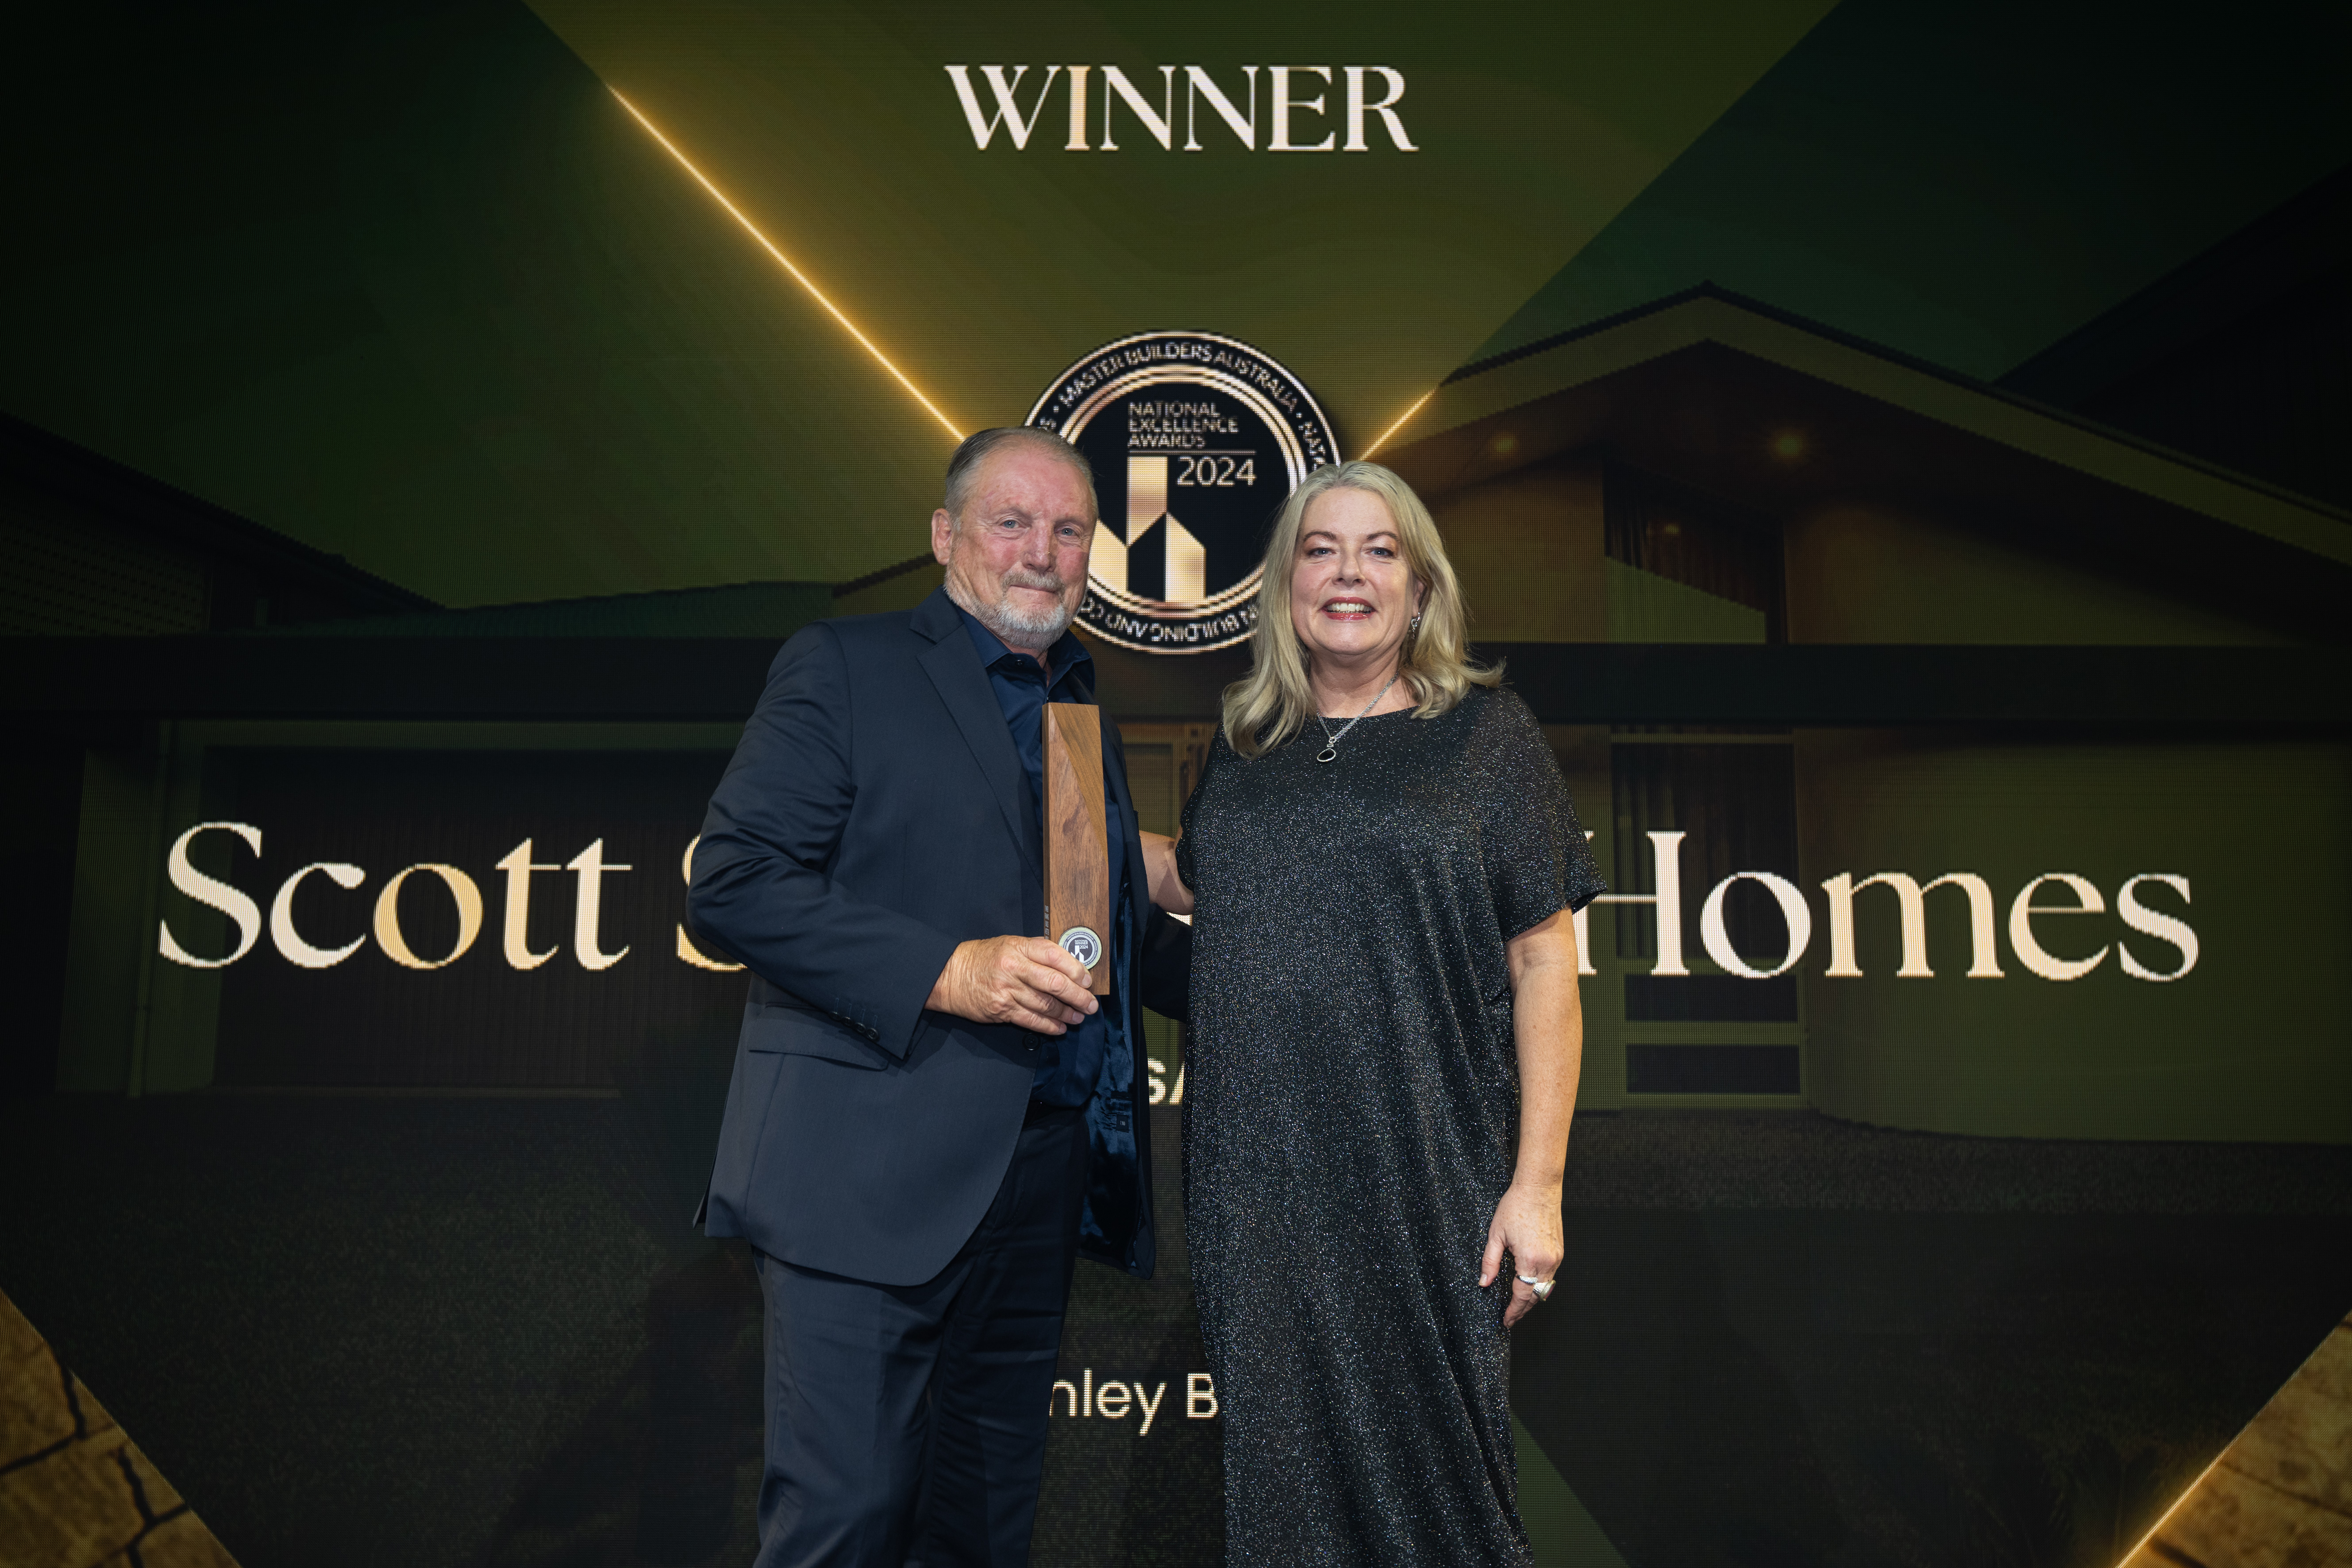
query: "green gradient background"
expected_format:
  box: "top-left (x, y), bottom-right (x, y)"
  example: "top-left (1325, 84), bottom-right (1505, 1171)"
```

top-left (4, 1), bottom-right (2344, 609)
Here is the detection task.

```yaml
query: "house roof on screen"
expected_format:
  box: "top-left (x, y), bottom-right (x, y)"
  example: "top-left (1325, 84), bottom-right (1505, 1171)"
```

top-left (1381, 285), bottom-right (2352, 638)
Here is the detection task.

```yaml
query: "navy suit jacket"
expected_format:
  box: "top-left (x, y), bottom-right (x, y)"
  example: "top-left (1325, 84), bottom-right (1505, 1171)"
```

top-left (688, 586), bottom-right (1184, 1287)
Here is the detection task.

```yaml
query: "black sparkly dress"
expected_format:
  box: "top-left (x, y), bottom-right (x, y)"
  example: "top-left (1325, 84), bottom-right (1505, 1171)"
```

top-left (1177, 686), bottom-right (1606, 1567)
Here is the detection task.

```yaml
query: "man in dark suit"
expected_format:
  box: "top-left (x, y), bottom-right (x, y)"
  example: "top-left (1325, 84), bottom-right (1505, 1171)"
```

top-left (689, 427), bottom-right (1186, 1567)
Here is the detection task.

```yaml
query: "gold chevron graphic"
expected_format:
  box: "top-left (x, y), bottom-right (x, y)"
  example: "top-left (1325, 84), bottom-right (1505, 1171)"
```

top-left (1103, 455), bottom-right (1206, 605)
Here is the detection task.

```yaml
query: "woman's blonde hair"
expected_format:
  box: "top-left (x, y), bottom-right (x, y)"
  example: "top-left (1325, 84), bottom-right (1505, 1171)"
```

top-left (1221, 461), bottom-right (1500, 758)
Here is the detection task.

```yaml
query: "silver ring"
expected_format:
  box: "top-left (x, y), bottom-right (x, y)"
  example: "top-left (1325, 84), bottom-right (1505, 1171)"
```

top-left (1515, 1272), bottom-right (1555, 1302)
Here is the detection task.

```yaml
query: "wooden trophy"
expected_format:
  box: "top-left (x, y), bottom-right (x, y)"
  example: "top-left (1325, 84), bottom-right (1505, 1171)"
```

top-left (1043, 702), bottom-right (1113, 996)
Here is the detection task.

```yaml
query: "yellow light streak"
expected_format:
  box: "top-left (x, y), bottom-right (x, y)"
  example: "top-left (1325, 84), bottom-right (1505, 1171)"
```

top-left (609, 89), bottom-right (965, 443)
top-left (1359, 389), bottom-right (1434, 459)
top-left (2113, 1444), bottom-right (2232, 1568)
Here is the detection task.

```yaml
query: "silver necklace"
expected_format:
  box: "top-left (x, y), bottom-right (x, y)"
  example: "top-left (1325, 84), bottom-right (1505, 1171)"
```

top-left (1314, 674), bottom-right (1401, 763)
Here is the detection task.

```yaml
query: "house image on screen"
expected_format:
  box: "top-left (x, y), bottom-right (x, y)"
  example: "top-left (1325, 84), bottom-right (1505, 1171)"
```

top-left (1367, 193), bottom-right (2348, 1146)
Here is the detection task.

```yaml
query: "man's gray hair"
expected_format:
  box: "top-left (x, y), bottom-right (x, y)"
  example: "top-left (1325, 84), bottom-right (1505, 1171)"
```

top-left (943, 428), bottom-right (1099, 524)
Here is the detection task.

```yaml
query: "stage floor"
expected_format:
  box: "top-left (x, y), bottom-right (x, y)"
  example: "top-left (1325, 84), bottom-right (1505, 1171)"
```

top-left (3, 1094), bottom-right (2346, 1568)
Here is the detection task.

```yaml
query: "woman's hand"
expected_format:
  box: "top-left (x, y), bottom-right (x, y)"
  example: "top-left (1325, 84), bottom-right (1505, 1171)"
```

top-left (1481, 1179), bottom-right (1564, 1327)
top-left (1139, 831), bottom-right (1195, 916)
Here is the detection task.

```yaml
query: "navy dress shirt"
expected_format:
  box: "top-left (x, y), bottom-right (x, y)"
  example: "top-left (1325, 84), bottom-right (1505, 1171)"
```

top-left (955, 606), bottom-right (1130, 1107)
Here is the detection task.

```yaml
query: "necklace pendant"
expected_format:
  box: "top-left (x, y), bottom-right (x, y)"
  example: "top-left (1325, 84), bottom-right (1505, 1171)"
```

top-left (1314, 745), bottom-right (1339, 763)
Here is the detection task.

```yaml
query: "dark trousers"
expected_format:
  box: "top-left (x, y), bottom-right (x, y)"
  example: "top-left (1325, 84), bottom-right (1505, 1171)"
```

top-left (753, 1103), bottom-right (1089, 1568)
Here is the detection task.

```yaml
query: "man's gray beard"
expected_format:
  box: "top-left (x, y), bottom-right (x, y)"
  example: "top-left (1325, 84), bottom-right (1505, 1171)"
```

top-left (952, 575), bottom-right (1073, 649)
top-left (975, 587), bottom-right (1073, 646)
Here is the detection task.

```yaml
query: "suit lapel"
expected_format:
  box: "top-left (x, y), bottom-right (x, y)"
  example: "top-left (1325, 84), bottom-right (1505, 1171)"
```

top-left (915, 595), bottom-right (1038, 865)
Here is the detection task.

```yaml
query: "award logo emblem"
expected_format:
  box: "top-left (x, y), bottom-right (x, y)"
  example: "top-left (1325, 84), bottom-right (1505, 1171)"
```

top-left (1058, 926), bottom-right (1103, 970)
top-left (1028, 331), bottom-right (1338, 654)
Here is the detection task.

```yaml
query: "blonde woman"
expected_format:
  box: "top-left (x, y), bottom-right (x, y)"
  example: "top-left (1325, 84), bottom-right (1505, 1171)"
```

top-left (1141, 461), bottom-right (1604, 1566)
